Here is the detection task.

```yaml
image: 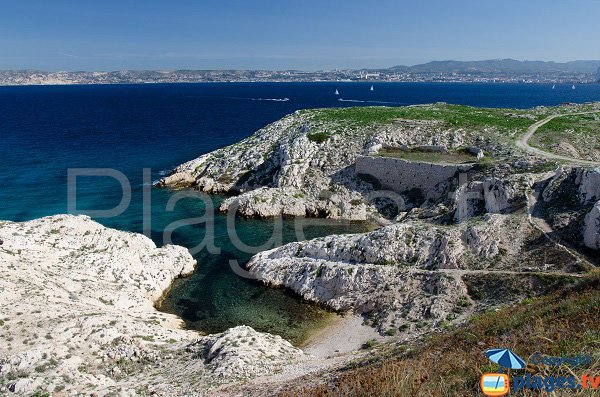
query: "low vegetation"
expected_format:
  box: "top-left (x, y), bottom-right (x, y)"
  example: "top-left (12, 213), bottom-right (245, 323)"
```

top-left (531, 112), bottom-right (600, 161)
top-left (307, 131), bottom-right (330, 143)
top-left (311, 104), bottom-right (544, 132)
top-left (279, 271), bottom-right (600, 397)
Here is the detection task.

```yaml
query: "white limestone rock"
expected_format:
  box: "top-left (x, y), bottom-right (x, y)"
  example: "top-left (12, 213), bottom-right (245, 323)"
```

top-left (453, 182), bottom-right (484, 222)
top-left (583, 201), bottom-right (600, 250)
top-left (159, 107), bottom-right (519, 221)
top-left (189, 326), bottom-right (306, 380)
top-left (0, 215), bottom-right (198, 395)
top-left (576, 167), bottom-right (600, 204)
top-left (219, 187), bottom-right (370, 220)
top-left (247, 214), bottom-right (527, 332)
top-left (454, 176), bottom-right (530, 222)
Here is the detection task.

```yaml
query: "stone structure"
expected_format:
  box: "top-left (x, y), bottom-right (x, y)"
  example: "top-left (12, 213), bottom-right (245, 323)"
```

top-left (355, 156), bottom-right (473, 195)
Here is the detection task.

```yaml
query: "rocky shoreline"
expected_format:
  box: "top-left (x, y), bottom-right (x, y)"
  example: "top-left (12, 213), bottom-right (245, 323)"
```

top-left (3, 103), bottom-right (599, 395)
top-left (156, 103), bottom-right (600, 394)
top-left (0, 216), bottom-right (320, 396)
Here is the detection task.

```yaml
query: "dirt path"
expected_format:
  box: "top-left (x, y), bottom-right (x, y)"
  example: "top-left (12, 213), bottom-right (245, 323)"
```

top-left (516, 112), bottom-right (600, 166)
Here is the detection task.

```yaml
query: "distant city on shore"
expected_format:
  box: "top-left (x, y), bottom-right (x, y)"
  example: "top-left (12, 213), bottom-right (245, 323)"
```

top-left (2, 59), bottom-right (600, 86)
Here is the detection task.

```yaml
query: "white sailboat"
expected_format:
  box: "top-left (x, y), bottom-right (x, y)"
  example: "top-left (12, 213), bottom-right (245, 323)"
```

top-left (572, 85), bottom-right (576, 90)
top-left (335, 89), bottom-right (339, 95)
top-left (370, 85), bottom-right (374, 91)
top-left (552, 85), bottom-right (556, 89)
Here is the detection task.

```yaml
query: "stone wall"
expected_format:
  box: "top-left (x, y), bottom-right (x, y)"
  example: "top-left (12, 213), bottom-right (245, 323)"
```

top-left (356, 156), bottom-right (473, 194)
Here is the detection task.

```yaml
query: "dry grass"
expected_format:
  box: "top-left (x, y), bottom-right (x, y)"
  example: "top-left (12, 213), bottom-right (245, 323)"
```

top-left (279, 272), bottom-right (600, 397)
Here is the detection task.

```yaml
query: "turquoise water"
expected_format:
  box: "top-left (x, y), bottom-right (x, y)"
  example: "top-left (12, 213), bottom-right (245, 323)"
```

top-left (1, 82), bottom-right (598, 343)
top-left (158, 195), bottom-right (370, 344)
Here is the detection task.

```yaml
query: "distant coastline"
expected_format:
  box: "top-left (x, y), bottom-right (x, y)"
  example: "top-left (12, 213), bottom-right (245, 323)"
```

top-left (2, 59), bottom-right (600, 86)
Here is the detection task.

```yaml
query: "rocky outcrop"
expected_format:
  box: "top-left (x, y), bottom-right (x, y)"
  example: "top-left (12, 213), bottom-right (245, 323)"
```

top-left (159, 105), bottom-right (519, 221)
top-left (246, 214), bottom-right (549, 334)
top-left (539, 166), bottom-right (600, 252)
top-left (576, 167), bottom-right (600, 204)
top-left (0, 215), bottom-right (199, 394)
top-left (219, 186), bottom-right (371, 220)
top-left (453, 182), bottom-right (485, 222)
top-left (454, 175), bottom-right (531, 222)
top-left (188, 326), bottom-right (306, 379)
top-left (583, 201), bottom-right (600, 250)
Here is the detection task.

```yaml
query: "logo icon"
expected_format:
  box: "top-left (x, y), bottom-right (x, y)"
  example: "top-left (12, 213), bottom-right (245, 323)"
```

top-left (481, 373), bottom-right (510, 396)
top-left (481, 348), bottom-right (526, 396)
top-left (485, 348), bottom-right (526, 370)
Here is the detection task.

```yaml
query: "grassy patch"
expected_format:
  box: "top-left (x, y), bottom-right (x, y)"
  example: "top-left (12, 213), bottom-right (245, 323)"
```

top-left (362, 339), bottom-right (381, 349)
top-left (307, 131), bottom-right (330, 143)
top-left (311, 104), bottom-right (541, 131)
top-left (134, 335), bottom-right (154, 342)
top-left (532, 113), bottom-right (600, 161)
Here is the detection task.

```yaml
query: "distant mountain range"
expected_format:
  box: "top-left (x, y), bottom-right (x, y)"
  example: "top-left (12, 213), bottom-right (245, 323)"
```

top-left (389, 59), bottom-right (600, 75)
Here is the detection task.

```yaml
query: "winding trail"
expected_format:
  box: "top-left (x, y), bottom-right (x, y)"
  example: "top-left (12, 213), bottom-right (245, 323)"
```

top-left (516, 111), bottom-right (600, 166)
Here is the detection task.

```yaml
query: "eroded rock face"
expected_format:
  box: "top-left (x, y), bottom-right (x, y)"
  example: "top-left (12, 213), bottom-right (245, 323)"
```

top-left (454, 182), bottom-right (484, 222)
top-left (453, 176), bottom-right (530, 222)
top-left (219, 187), bottom-right (370, 220)
top-left (188, 326), bottom-right (306, 379)
top-left (483, 176), bottom-right (528, 213)
top-left (584, 201), bottom-right (600, 250)
top-left (538, 166), bottom-right (600, 251)
top-left (577, 167), bottom-right (600, 204)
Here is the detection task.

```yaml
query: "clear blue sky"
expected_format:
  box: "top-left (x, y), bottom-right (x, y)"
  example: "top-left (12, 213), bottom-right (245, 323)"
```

top-left (1, 0), bottom-right (599, 71)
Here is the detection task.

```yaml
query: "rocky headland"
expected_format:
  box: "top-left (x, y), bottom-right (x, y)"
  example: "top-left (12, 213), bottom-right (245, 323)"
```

top-left (3, 103), bottom-right (599, 395)
top-left (158, 103), bottom-right (600, 392)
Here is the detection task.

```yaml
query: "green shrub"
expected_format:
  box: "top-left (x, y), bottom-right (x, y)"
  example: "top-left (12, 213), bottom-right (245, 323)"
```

top-left (307, 132), bottom-right (330, 143)
top-left (362, 339), bottom-right (380, 349)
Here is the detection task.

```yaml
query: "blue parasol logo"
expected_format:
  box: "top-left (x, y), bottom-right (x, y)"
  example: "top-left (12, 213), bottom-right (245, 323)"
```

top-left (485, 348), bottom-right (527, 370)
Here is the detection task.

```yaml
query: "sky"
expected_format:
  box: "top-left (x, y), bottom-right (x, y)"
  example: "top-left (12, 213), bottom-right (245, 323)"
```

top-left (1, 0), bottom-right (599, 71)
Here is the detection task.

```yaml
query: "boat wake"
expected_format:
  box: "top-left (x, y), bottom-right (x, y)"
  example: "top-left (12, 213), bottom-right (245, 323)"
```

top-left (187, 95), bottom-right (290, 102)
top-left (338, 98), bottom-right (405, 105)
top-left (250, 97), bottom-right (290, 102)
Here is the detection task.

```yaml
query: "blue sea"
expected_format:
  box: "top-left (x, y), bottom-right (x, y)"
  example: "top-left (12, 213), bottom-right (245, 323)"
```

top-left (1, 82), bottom-right (598, 343)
